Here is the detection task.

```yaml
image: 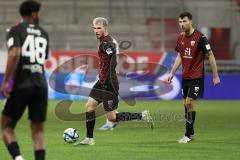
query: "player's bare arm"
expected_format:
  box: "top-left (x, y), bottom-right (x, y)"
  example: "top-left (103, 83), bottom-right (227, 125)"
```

top-left (165, 53), bottom-right (181, 83)
top-left (206, 51), bottom-right (220, 86)
top-left (0, 47), bottom-right (21, 97)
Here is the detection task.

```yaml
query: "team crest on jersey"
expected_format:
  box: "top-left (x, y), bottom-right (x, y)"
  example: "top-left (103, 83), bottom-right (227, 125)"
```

top-left (194, 87), bottom-right (199, 92)
top-left (190, 41), bottom-right (195, 46)
top-left (106, 48), bottom-right (113, 55)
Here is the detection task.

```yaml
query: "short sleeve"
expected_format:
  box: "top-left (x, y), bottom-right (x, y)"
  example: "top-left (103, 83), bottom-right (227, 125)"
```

top-left (200, 35), bottom-right (212, 54)
top-left (175, 37), bottom-right (180, 52)
top-left (45, 34), bottom-right (49, 59)
top-left (175, 43), bottom-right (179, 52)
top-left (6, 27), bottom-right (21, 49)
top-left (102, 41), bottom-right (116, 57)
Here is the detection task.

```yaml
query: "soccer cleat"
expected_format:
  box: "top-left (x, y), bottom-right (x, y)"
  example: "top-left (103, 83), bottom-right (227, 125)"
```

top-left (97, 122), bottom-right (119, 131)
top-left (74, 137), bottom-right (95, 146)
top-left (14, 155), bottom-right (24, 160)
top-left (178, 136), bottom-right (191, 144)
top-left (141, 110), bottom-right (154, 129)
top-left (15, 155), bottom-right (24, 160)
top-left (97, 123), bottom-right (114, 131)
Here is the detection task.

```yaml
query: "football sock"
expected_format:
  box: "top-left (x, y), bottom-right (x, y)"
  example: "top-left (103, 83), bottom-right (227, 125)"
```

top-left (86, 111), bottom-right (95, 138)
top-left (116, 112), bottom-right (142, 122)
top-left (185, 110), bottom-right (196, 138)
top-left (35, 149), bottom-right (45, 160)
top-left (7, 141), bottom-right (21, 159)
top-left (190, 111), bottom-right (196, 135)
top-left (184, 105), bottom-right (189, 137)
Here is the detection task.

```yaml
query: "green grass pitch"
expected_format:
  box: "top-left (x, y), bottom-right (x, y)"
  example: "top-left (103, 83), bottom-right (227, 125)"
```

top-left (0, 100), bottom-right (240, 160)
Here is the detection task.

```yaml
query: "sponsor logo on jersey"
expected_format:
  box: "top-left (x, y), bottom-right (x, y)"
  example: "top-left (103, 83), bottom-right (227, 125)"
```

top-left (190, 41), bottom-right (195, 46)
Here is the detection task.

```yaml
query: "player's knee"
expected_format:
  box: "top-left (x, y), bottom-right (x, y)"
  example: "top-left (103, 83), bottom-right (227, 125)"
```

top-left (31, 123), bottom-right (44, 145)
top-left (185, 103), bottom-right (194, 112)
top-left (31, 123), bottom-right (44, 134)
top-left (86, 103), bottom-right (96, 112)
top-left (1, 116), bottom-right (17, 130)
top-left (2, 127), bottom-right (14, 136)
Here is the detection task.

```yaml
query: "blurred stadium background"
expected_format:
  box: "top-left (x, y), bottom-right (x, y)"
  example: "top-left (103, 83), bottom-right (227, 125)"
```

top-left (0, 1), bottom-right (240, 159)
top-left (1, 0), bottom-right (240, 100)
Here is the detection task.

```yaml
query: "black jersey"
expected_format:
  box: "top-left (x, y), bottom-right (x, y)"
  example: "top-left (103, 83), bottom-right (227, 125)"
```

top-left (6, 21), bottom-right (49, 89)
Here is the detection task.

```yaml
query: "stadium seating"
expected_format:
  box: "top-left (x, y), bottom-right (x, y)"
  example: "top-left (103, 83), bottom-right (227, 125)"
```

top-left (0, 0), bottom-right (239, 61)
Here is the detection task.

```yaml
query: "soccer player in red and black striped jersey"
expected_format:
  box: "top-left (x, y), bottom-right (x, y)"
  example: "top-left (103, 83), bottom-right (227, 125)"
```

top-left (77, 17), bottom-right (154, 145)
top-left (166, 12), bottom-right (220, 143)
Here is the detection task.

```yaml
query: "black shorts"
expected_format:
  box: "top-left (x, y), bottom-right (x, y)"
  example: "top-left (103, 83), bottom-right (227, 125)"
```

top-left (182, 78), bottom-right (204, 100)
top-left (2, 87), bottom-right (48, 123)
top-left (89, 81), bottom-right (119, 111)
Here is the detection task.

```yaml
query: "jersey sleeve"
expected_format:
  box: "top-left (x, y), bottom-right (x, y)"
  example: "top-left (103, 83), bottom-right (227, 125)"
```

top-left (45, 34), bottom-right (50, 59)
top-left (175, 44), bottom-right (179, 52)
top-left (200, 35), bottom-right (212, 54)
top-left (102, 41), bottom-right (117, 58)
top-left (175, 37), bottom-right (180, 52)
top-left (6, 27), bottom-right (21, 50)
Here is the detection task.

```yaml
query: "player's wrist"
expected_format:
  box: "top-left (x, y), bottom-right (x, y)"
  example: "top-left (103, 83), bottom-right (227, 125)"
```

top-left (213, 74), bottom-right (219, 79)
top-left (170, 72), bottom-right (175, 77)
top-left (2, 78), bottom-right (8, 84)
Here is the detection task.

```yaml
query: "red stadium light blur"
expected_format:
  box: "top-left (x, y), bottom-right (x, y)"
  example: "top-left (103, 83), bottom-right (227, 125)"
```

top-left (235, 0), bottom-right (240, 6)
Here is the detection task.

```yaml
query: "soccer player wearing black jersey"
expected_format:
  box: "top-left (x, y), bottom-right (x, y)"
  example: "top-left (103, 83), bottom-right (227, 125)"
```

top-left (1, 1), bottom-right (49, 159)
top-left (77, 17), bottom-right (154, 145)
top-left (165, 12), bottom-right (220, 143)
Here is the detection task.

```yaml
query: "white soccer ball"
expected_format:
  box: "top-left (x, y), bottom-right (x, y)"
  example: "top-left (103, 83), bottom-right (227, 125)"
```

top-left (63, 128), bottom-right (79, 143)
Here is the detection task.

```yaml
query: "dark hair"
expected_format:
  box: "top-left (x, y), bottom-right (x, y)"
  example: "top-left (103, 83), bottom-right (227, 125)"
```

top-left (179, 12), bottom-right (192, 20)
top-left (19, 0), bottom-right (41, 17)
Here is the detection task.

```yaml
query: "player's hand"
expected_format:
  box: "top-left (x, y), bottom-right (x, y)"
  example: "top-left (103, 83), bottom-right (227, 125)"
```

top-left (164, 74), bottom-right (174, 84)
top-left (213, 76), bottom-right (220, 86)
top-left (0, 82), bottom-right (10, 97)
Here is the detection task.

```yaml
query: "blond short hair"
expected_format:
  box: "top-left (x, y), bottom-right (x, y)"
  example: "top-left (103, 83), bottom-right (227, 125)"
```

top-left (93, 17), bottom-right (108, 27)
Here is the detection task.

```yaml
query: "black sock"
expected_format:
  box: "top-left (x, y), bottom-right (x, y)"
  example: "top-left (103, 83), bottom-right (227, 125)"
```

top-left (7, 141), bottom-right (21, 159)
top-left (116, 112), bottom-right (142, 122)
top-left (190, 111), bottom-right (196, 135)
top-left (86, 111), bottom-right (95, 138)
top-left (35, 149), bottom-right (45, 160)
top-left (185, 111), bottom-right (196, 138)
top-left (184, 105), bottom-right (189, 136)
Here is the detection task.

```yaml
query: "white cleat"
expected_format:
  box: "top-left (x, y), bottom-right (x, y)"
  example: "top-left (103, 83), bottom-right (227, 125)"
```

top-left (15, 155), bottom-right (24, 160)
top-left (141, 110), bottom-right (154, 129)
top-left (97, 123), bottom-right (114, 130)
top-left (97, 122), bottom-right (119, 131)
top-left (178, 136), bottom-right (191, 144)
top-left (74, 137), bottom-right (95, 146)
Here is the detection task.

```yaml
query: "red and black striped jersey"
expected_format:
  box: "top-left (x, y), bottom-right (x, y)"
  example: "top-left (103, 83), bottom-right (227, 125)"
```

top-left (176, 29), bottom-right (212, 79)
top-left (98, 35), bottom-right (119, 85)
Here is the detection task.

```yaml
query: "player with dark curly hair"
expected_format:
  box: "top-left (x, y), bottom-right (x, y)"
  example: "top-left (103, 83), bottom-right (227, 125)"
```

top-left (1, 1), bottom-right (49, 159)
